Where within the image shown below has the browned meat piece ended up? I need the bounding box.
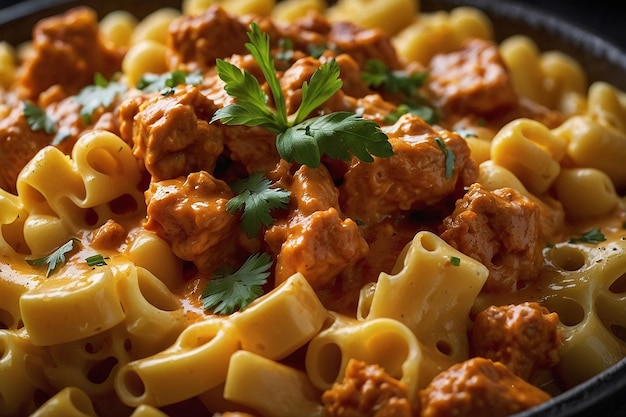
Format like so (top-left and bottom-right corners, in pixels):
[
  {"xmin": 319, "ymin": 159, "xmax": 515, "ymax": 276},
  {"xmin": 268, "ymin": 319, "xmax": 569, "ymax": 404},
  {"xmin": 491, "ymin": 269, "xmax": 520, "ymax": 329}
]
[
  {"xmin": 440, "ymin": 183, "xmax": 543, "ymax": 293},
  {"xmin": 265, "ymin": 165, "xmax": 367, "ymax": 289},
  {"xmin": 470, "ymin": 302, "xmax": 562, "ymax": 381},
  {"xmin": 272, "ymin": 208, "xmax": 367, "ymax": 288},
  {"xmin": 91, "ymin": 219, "xmax": 126, "ymax": 251},
  {"xmin": 144, "ymin": 171, "xmax": 237, "ymax": 270},
  {"xmin": 17, "ymin": 7, "xmax": 124, "ymax": 101},
  {"xmin": 167, "ymin": 6, "xmax": 250, "ymax": 72},
  {"xmin": 339, "ymin": 113, "xmax": 476, "ymax": 224},
  {"xmin": 427, "ymin": 39, "xmax": 517, "ymax": 116},
  {"xmin": 328, "ymin": 21, "xmax": 402, "ymax": 70},
  {"xmin": 0, "ymin": 106, "xmax": 51, "ymax": 193},
  {"xmin": 419, "ymin": 357, "xmax": 551, "ymax": 417},
  {"xmin": 321, "ymin": 359, "xmax": 414, "ymax": 417},
  {"xmin": 132, "ymin": 85, "xmax": 224, "ymax": 181}
]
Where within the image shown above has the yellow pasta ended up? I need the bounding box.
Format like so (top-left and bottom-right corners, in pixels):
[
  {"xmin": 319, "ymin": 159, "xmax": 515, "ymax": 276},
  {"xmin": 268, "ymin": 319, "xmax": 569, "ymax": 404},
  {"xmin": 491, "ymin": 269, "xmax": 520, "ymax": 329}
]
[
  {"xmin": 327, "ymin": 0, "xmax": 416, "ymax": 36},
  {"xmin": 305, "ymin": 314, "xmax": 422, "ymax": 404},
  {"xmin": 1, "ymin": 1, "xmax": 626, "ymax": 416},
  {"xmin": 229, "ymin": 272, "xmax": 329, "ymax": 360},
  {"xmin": 30, "ymin": 387, "xmax": 97, "ymax": 417},
  {"xmin": 359, "ymin": 231, "xmax": 488, "ymax": 381},
  {"xmin": 20, "ymin": 267, "xmax": 126, "ymax": 346},
  {"xmin": 553, "ymin": 168, "xmax": 619, "ymax": 219},
  {"xmin": 490, "ymin": 118, "xmax": 567, "ymax": 195},
  {"xmin": 114, "ymin": 318, "xmax": 239, "ymax": 407},
  {"xmin": 223, "ymin": 350, "xmax": 322, "ymax": 417}
]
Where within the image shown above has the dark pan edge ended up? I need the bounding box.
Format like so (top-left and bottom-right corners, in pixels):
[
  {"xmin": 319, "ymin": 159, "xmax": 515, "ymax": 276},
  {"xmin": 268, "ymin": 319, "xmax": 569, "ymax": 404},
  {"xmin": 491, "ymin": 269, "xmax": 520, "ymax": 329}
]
[{"xmin": 1, "ymin": 1, "xmax": 626, "ymax": 416}]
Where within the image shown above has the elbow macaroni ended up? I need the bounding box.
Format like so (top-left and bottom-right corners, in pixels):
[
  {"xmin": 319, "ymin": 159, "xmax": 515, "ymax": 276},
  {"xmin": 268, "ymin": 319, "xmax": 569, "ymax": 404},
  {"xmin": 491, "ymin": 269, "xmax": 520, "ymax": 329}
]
[{"xmin": 1, "ymin": 1, "xmax": 626, "ymax": 416}]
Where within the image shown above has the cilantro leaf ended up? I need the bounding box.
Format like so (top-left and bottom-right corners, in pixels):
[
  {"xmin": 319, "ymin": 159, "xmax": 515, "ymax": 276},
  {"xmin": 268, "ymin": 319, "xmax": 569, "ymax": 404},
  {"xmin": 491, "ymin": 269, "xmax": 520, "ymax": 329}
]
[
  {"xmin": 435, "ymin": 137, "xmax": 455, "ymax": 179},
  {"xmin": 227, "ymin": 172, "xmax": 291, "ymax": 237},
  {"xmin": 569, "ymin": 228, "xmax": 606, "ymax": 244},
  {"xmin": 202, "ymin": 252, "xmax": 272, "ymax": 314},
  {"xmin": 75, "ymin": 73, "xmax": 127, "ymax": 124},
  {"xmin": 136, "ymin": 70, "xmax": 203, "ymax": 95},
  {"xmin": 212, "ymin": 23, "xmax": 392, "ymax": 167},
  {"xmin": 23, "ymin": 101, "xmax": 57, "ymax": 134},
  {"xmin": 26, "ymin": 238, "xmax": 78, "ymax": 277},
  {"xmin": 278, "ymin": 112, "xmax": 393, "ymax": 167},
  {"xmin": 384, "ymin": 102, "xmax": 440, "ymax": 125}
]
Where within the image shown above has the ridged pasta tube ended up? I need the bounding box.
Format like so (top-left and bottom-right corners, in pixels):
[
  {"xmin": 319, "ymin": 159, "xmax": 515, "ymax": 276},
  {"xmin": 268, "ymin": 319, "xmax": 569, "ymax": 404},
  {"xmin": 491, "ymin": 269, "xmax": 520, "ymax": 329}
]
[
  {"xmin": 229, "ymin": 272, "xmax": 329, "ymax": 360},
  {"xmin": 114, "ymin": 318, "xmax": 239, "ymax": 407}
]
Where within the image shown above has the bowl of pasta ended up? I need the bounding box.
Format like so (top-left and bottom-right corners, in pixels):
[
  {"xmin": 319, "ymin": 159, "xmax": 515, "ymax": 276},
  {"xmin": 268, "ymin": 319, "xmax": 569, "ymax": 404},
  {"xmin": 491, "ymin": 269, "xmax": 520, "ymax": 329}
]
[{"xmin": 1, "ymin": 0, "xmax": 626, "ymax": 417}]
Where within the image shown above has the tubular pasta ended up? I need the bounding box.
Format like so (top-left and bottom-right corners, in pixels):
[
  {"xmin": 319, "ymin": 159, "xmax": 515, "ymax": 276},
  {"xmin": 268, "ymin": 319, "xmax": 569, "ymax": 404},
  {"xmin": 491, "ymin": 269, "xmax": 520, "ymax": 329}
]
[
  {"xmin": 114, "ymin": 318, "xmax": 239, "ymax": 408},
  {"xmin": 19, "ymin": 267, "xmax": 126, "ymax": 346},
  {"xmin": 490, "ymin": 118, "xmax": 567, "ymax": 195},
  {"xmin": 223, "ymin": 350, "xmax": 322, "ymax": 417},
  {"xmin": 358, "ymin": 231, "xmax": 488, "ymax": 382},
  {"xmin": 0, "ymin": 329, "xmax": 51, "ymax": 416},
  {"xmin": 229, "ymin": 272, "xmax": 329, "ymax": 360},
  {"xmin": 29, "ymin": 387, "xmax": 97, "ymax": 417},
  {"xmin": 305, "ymin": 314, "xmax": 422, "ymax": 404}
]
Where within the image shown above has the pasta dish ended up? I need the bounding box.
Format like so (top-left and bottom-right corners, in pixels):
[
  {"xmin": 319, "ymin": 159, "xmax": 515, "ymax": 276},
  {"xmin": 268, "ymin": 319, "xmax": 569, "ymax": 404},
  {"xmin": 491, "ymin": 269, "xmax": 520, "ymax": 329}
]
[{"xmin": 0, "ymin": 0, "xmax": 625, "ymax": 416}]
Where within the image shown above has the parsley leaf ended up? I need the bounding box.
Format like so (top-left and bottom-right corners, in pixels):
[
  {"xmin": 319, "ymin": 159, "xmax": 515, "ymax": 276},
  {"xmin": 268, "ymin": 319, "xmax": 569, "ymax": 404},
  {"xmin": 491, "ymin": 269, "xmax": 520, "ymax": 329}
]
[
  {"xmin": 569, "ymin": 228, "xmax": 606, "ymax": 244},
  {"xmin": 75, "ymin": 73, "xmax": 127, "ymax": 124},
  {"xmin": 227, "ymin": 172, "xmax": 291, "ymax": 237},
  {"xmin": 212, "ymin": 23, "xmax": 392, "ymax": 167},
  {"xmin": 26, "ymin": 238, "xmax": 78, "ymax": 277},
  {"xmin": 361, "ymin": 59, "xmax": 427, "ymax": 96},
  {"xmin": 86, "ymin": 254, "xmax": 109, "ymax": 267},
  {"xmin": 202, "ymin": 252, "xmax": 272, "ymax": 314},
  {"xmin": 23, "ymin": 101, "xmax": 57, "ymax": 134},
  {"xmin": 450, "ymin": 256, "xmax": 461, "ymax": 266},
  {"xmin": 136, "ymin": 70, "xmax": 203, "ymax": 95},
  {"xmin": 435, "ymin": 137, "xmax": 455, "ymax": 179}
]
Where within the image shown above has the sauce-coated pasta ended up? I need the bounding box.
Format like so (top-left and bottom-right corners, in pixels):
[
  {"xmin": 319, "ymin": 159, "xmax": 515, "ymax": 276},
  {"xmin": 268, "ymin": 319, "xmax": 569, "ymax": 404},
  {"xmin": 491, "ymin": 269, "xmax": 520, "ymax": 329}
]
[{"xmin": 1, "ymin": 0, "xmax": 625, "ymax": 416}]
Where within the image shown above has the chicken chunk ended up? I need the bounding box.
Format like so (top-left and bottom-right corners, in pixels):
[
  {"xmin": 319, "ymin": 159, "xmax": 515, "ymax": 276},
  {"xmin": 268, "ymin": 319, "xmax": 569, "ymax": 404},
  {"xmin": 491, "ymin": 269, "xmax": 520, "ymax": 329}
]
[
  {"xmin": 266, "ymin": 165, "xmax": 367, "ymax": 289},
  {"xmin": 440, "ymin": 183, "xmax": 543, "ymax": 293},
  {"xmin": 340, "ymin": 113, "xmax": 476, "ymax": 224},
  {"xmin": 427, "ymin": 38, "xmax": 517, "ymax": 116},
  {"xmin": 419, "ymin": 357, "xmax": 551, "ymax": 417},
  {"xmin": 470, "ymin": 302, "xmax": 562, "ymax": 380},
  {"xmin": 167, "ymin": 5, "xmax": 250, "ymax": 72},
  {"xmin": 132, "ymin": 86, "xmax": 224, "ymax": 181},
  {"xmin": 17, "ymin": 7, "xmax": 124, "ymax": 101},
  {"xmin": 322, "ymin": 359, "xmax": 414, "ymax": 417},
  {"xmin": 144, "ymin": 171, "xmax": 237, "ymax": 270}
]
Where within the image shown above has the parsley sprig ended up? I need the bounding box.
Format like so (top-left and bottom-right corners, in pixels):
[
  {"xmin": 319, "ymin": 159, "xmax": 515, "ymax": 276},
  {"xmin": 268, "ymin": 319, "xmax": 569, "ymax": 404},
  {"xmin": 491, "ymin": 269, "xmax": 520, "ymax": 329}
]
[
  {"xmin": 75, "ymin": 73, "xmax": 127, "ymax": 124},
  {"xmin": 227, "ymin": 173, "xmax": 291, "ymax": 237},
  {"xmin": 211, "ymin": 23, "xmax": 393, "ymax": 167},
  {"xmin": 202, "ymin": 252, "xmax": 272, "ymax": 314},
  {"xmin": 26, "ymin": 238, "xmax": 79, "ymax": 277}
]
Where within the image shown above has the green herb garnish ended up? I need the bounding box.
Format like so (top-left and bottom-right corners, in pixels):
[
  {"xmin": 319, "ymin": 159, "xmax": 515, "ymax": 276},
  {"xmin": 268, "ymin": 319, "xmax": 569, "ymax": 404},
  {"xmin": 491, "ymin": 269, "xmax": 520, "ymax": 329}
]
[
  {"xmin": 569, "ymin": 228, "xmax": 606, "ymax": 244},
  {"xmin": 86, "ymin": 254, "xmax": 109, "ymax": 268},
  {"xmin": 450, "ymin": 256, "xmax": 461, "ymax": 266},
  {"xmin": 23, "ymin": 101, "xmax": 57, "ymax": 134},
  {"xmin": 361, "ymin": 59, "xmax": 427, "ymax": 96},
  {"xmin": 211, "ymin": 23, "xmax": 392, "ymax": 168},
  {"xmin": 137, "ymin": 70, "xmax": 203, "ymax": 95},
  {"xmin": 202, "ymin": 252, "xmax": 272, "ymax": 314},
  {"xmin": 26, "ymin": 238, "xmax": 79, "ymax": 277},
  {"xmin": 75, "ymin": 72, "xmax": 127, "ymax": 124},
  {"xmin": 227, "ymin": 172, "xmax": 291, "ymax": 237},
  {"xmin": 435, "ymin": 137, "xmax": 455, "ymax": 179}
]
